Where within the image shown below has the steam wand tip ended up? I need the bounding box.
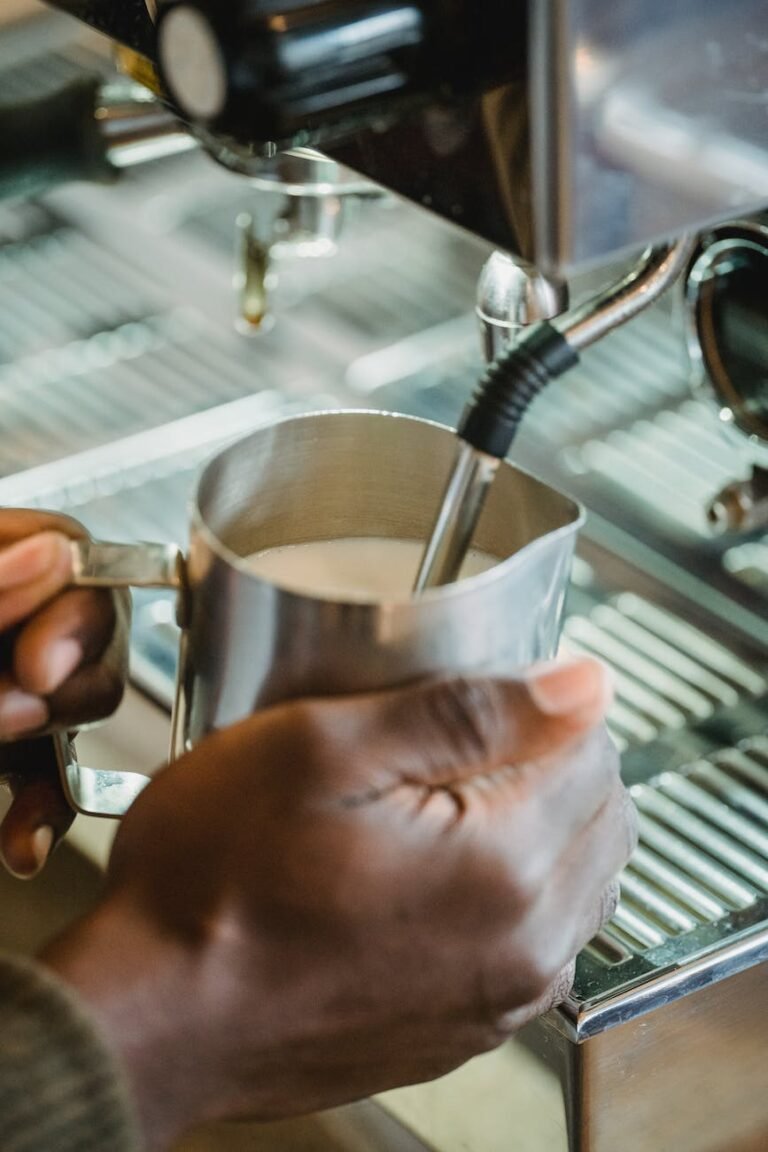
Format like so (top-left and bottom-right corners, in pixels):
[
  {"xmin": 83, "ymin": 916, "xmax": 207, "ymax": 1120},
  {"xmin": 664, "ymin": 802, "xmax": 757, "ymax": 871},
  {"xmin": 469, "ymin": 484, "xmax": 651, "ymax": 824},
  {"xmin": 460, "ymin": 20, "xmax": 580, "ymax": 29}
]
[{"xmin": 413, "ymin": 322, "xmax": 579, "ymax": 593}]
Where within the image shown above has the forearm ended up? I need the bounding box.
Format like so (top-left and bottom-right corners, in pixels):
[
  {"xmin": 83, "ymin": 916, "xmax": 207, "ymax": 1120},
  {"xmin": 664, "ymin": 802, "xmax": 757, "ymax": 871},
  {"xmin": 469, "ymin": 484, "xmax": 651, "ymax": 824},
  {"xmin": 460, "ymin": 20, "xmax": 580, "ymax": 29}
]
[{"xmin": 0, "ymin": 950, "xmax": 139, "ymax": 1152}]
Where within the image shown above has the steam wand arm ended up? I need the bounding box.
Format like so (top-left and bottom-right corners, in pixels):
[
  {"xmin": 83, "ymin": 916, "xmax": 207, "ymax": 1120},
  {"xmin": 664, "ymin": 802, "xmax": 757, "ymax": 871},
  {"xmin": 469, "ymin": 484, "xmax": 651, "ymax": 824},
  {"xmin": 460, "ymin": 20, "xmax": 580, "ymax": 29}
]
[{"xmin": 414, "ymin": 237, "xmax": 697, "ymax": 592}]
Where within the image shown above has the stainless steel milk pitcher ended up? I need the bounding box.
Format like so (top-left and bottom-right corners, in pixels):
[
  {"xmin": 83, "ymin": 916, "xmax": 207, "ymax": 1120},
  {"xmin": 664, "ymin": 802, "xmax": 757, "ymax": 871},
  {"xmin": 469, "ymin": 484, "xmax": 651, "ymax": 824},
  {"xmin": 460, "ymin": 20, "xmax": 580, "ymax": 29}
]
[{"xmin": 56, "ymin": 411, "xmax": 584, "ymax": 817}]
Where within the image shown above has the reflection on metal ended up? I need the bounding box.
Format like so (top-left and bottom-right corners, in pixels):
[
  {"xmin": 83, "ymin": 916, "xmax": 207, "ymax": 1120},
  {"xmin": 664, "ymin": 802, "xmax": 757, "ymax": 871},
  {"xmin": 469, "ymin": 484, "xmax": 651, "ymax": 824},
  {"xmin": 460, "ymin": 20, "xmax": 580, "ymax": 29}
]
[
  {"xmin": 244, "ymin": 148, "xmax": 376, "ymax": 198},
  {"xmin": 234, "ymin": 212, "xmax": 275, "ymax": 333},
  {"xmin": 96, "ymin": 79, "xmax": 196, "ymax": 168},
  {"xmin": 708, "ymin": 466, "xmax": 768, "ymax": 535},
  {"xmin": 476, "ymin": 251, "xmax": 569, "ymax": 360},
  {"xmin": 560, "ymin": 240, "xmax": 696, "ymax": 353},
  {"xmin": 54, "ymin": 731, "xmax": 151, "ymax": 818},
  {"xmin": 70, "ymin": 538, "xmax": 183, "ymax": 589},
  {"xmin": 416, "ymin": 241, "xmax": 693, "ymax": 591},
  {"xmin": 47, "ymin": 0, "xmax": 768, "ymax": 274},
  {"xmin": 685, "ymin": 216, "xmax": 768, "ymax": 444},
  {"xmin": 565, "ymin": 592, "xmax": 765, "ymax": 752},
  {"xmin": 533, "ymin": 0, "xmax": 768, "ymax": 270},
  {"xmin": 412, "ymin": 441, "xmax": 499, "ymax": 592}
]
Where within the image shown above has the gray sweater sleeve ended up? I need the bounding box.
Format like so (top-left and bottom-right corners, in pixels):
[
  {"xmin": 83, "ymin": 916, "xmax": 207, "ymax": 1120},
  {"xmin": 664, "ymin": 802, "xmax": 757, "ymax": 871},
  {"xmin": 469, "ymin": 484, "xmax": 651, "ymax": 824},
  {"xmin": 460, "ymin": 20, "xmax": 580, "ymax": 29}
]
[{"xmin": 0, "ymin": 952, "xmax": 140, "ymax": 1152}]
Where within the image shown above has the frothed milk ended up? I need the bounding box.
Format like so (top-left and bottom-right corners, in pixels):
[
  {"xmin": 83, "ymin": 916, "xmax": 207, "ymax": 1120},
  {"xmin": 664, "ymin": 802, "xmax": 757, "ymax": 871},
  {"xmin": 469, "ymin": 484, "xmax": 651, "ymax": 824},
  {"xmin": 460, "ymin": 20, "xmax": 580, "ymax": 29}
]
[{"xmin": 245, "ymin": 537, "xmax": 499, "ymax": 599}]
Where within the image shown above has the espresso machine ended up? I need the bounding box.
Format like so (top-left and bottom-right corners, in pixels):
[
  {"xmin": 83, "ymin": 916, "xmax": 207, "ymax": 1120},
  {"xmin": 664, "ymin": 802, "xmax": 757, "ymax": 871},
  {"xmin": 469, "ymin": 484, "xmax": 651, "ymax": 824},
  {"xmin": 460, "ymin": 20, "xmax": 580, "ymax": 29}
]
[{"xmin": 1, "ymin": 2, "xmax": 768, "ymax": 1150}]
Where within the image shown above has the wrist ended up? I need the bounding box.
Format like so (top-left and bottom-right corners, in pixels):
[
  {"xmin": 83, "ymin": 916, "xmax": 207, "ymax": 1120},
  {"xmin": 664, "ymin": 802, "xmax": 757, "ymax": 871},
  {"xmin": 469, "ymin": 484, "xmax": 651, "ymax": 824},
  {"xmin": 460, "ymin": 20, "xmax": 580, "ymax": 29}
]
[{"xmin": 40, "ymin": 896, "xmax": 206, "ymax": 1151}]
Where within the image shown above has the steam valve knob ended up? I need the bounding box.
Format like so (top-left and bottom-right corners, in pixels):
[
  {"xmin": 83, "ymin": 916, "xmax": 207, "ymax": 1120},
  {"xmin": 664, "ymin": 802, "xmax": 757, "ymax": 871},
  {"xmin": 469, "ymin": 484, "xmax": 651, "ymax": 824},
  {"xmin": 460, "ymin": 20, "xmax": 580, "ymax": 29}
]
[{"xmin": 155, "ymin": 0, "xmax": 427, "ymax": 143}]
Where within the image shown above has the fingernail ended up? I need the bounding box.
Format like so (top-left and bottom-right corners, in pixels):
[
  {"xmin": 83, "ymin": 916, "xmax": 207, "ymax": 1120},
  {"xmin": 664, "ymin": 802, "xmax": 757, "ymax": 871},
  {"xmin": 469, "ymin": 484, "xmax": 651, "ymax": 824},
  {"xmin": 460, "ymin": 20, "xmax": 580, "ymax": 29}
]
[
  {"xmin": 527, "ymin": 658, "xmax": 613, "ymax": 715},
  {"xmin": 41, "ymin": 638, "xmax": 82, "ymax": 694},
  {"xmin": 0, "ymin": 533, "xmax": 72, "ymax": 590},
  {"xmin": 30, "ymin": 826, "xmax": 55, "ymax": 876},
  {"xmin": 0, "ymin": 690, "xmax": 49, "ymax": 737}
]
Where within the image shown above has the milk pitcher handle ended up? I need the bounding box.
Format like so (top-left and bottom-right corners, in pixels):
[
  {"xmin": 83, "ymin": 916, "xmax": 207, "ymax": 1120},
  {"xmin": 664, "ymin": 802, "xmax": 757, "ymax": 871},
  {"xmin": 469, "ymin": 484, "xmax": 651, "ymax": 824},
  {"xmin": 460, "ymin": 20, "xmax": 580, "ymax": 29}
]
[
  {"xmin": 47, "ymin": 539, "xmax": 188, "ymax": 820},
  {"xmin": 70, "ymin": 539, "xmax": 185, "ymax": 592}
]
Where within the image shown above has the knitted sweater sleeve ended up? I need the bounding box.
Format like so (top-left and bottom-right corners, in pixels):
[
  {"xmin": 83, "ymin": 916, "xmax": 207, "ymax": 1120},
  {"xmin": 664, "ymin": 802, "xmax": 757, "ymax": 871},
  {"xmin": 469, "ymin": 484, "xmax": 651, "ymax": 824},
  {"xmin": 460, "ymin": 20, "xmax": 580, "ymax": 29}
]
[{"xmin": 0, "ymin": 952, "xmax": 140, "ymax": 1152}]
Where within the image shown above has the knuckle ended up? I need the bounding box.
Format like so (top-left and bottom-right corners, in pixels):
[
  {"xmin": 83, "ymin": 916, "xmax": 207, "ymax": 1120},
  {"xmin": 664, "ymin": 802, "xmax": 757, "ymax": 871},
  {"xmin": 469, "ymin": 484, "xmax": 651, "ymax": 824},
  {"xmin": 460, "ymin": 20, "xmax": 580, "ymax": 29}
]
[
  {"xmin": 280, "ymin": 698, "xmax": 335, "ymax": 770},
  {"xmin": 504, "ymin": 851, "xmax": 547, "ymax": 916},
  {"xmin": 422, "ymin": 677, "xmax": 506, "ymax": 766},
  {"xmin": 516, "ymin": 947, "xmax": 561, "ymax": 1005}
]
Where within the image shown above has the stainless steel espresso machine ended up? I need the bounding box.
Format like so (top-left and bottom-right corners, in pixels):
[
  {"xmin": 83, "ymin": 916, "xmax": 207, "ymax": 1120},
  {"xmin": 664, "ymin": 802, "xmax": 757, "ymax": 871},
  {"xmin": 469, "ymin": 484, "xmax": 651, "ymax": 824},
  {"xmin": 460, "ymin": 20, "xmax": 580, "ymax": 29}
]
[{"xmin": 2, "ymin": 2, "xmax": 768, "ymax": 1150}]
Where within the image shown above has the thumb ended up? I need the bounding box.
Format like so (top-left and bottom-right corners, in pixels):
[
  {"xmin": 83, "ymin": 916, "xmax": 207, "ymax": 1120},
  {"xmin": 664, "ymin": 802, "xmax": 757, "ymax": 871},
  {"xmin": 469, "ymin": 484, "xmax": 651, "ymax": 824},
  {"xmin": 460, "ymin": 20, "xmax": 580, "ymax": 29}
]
[{"xmin": 346, "ymin": 657, "xmax": 613, "ymax": 791}]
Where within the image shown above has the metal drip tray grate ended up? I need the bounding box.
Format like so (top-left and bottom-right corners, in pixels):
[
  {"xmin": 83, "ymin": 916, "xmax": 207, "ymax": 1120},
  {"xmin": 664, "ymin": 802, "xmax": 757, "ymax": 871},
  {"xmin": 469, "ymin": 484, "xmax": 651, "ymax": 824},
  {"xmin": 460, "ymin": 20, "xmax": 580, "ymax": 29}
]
[
  {"xmin": 588, "ymin": 735, "xmax": 768, "ymax": 970},
  {"xmin": 0, "ymin": 211, "xmax": 167, "ymax": 364},
  {"xmin": 563, "ymin": 593, "xmax": 766, "ymax": 752}
]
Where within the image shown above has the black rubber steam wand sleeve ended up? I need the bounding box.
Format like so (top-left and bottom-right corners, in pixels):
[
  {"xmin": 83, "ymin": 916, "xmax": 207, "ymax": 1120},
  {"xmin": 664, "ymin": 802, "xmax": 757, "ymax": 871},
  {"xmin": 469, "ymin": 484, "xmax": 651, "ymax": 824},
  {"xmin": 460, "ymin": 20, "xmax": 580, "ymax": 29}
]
[
  {"xmin": 0, "ymin": 75, "xmax": 116, "ymax": 202},
  {"xmin": 458, "ymin": 321, "xmax": 580, "ymax": 459}
]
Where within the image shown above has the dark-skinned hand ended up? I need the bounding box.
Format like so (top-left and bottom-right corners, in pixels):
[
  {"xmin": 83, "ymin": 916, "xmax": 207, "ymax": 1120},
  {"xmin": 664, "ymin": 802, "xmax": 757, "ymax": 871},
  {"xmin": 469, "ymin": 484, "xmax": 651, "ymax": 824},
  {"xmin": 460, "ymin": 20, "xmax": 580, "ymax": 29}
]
[
  {"xmin": 44, "ymin": 660, "xmax": 635, "ymax": 1151},
  {"xmin": 0, "ymin": 511, "xmax": 129, "ymax": 878}
]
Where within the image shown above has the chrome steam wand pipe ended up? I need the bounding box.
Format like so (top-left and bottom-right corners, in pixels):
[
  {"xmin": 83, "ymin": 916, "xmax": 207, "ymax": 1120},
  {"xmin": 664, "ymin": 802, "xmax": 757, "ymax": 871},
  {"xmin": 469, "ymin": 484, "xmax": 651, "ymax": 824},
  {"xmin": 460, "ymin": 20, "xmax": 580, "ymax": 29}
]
[
  {"xmin": 413, "ymin": 443, "xmax": 499, "ymax": 591},
  {"xmin": 414, "ymin": 237, "xmax": 697, "ymax": 593},
  {"xmin": 558, "ymin": 239, "xmax": 697, "ymax": 353}
]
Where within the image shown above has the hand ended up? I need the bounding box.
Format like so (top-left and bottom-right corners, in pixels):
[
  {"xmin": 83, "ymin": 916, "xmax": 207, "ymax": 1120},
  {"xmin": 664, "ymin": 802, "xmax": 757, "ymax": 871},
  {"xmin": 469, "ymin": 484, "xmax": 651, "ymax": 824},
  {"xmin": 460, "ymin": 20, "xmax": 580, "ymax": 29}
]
[
  {"xmin": 0, "ymin": 510, "xmax": 130, "ymax": 878},
  {"xmin": 43, "ymin": 657, "xmax": 635, "ymax": 1151}
]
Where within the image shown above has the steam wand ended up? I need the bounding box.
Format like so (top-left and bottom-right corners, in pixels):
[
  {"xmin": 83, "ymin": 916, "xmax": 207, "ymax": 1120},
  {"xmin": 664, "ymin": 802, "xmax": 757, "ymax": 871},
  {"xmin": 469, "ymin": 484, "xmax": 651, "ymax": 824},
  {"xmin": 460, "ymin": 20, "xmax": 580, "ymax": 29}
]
[{"xmin": 413, "ymin": 237, "xmax": 697, "ymax": 592}]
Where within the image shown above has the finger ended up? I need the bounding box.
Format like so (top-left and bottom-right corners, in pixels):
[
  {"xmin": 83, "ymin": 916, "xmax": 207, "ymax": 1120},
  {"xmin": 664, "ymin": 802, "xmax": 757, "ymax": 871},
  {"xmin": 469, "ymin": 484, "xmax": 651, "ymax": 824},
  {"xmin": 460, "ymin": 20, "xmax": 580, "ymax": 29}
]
[
  {"xmin": 0, "ymin": 738, "xmax": 75, "ymax": 879},
  {"xmin": 468, "ymin": 726, "xmax": 624, "ymax": 880},
  {"xmin": 0, "ymin": 533, "xmax": 75, "ymax": 632},
  {"xmin": 484, "ymin": 876, "xmax": 622, "ymax": 1033},
  {"xmin": 14, "ymin": 587, "xmax": 118, "ymax": 697},
  {"xmin": 492, "ymin": 960, "xmax": 577, "ymax": 1040},
  {"xmin": 477, "ymin": 771, "xmax": 633, "ymax": 1017},
  {"xmin": 0, "ymin": 675, "xmax": 49, "ymax": 740},
  {"xmin": 44, "ymin": 656, "xmax": 127, "ymax": 730},
  {"xmin": 313, "ymin": 657, "xmax": 613, "ymax": 800},
  {"xmin": 519, "ymin": 782, "xmax": 636, "ymax": 983},
  {"xmin": 0, "ymin": 509, "xmax": 88, "ymax": 549}
]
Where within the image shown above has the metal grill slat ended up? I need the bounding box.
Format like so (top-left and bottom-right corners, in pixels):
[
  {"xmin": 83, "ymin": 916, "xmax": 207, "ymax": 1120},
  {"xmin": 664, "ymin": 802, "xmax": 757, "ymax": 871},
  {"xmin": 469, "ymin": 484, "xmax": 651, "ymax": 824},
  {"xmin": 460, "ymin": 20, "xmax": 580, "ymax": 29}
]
[
  {"xmin": 688, "ymin": 761, "xmax": 768, "ymax": 826},
  {"xmin": 633, "ymin": 788, "xmax": 768, "ymax": 890},
  {"xmin": 656, "ymin": 773, "xmax": 768, "ymax": 858},
  {"xmin": 634, "ymin": 813, "xmax": 757, "ymax": 909}
]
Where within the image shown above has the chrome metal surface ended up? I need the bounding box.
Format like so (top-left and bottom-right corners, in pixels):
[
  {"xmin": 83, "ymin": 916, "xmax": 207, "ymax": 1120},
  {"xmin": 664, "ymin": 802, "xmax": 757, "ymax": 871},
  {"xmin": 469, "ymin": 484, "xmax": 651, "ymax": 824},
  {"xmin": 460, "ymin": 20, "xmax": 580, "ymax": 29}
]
[
  {"xmin": 560, "ymin": 240, "xmax": 696, "ymax": 353},
  {"xmin": 532, "ymin": 0, "xmax": 768, "ymax": 271},
  {"xmin": 95, "ymin": 80, "xmax": 196, "ymax": 169},
  {"xmin": 476, "ymin": 252, "xmax": 569, "ymax": 360},
  {"xmin": 184, "ymin": 412, "xmax": 580, "ymax": 739},
  {"xmin": 47, "ymin": 0, "xmax": 768, "ymax": 273},
  {"xmin": 55, "ymin": 731, "xmax": 151, "ymax": 818},
  {"xmin": 685, "ymin": 217, "xmax": 768, "ymax": 445},
  {"xmin": 58, "ymin": 412, "xmax": 580, "ymax": 793},
  {"xmin": 413, "ymin": 442, "xmax": 499, "ymax": 591},
  {"xmin": 243, "ymin": 148, "xmax": 375, "ymax": 198},
  {"xmin": 708, "ymin": 466, "xmax": 768, "ymax": 535},
  {"xmin": 564, "ymin": 955, "xmax": 768, "ymax": 1152},
  {"xmin": 417, "ymin": 241, "xmax": 693, "ymax": 593},
  {"xmin": 71, "ymin": 539, "xmax": 182, "ymax": 589}
]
